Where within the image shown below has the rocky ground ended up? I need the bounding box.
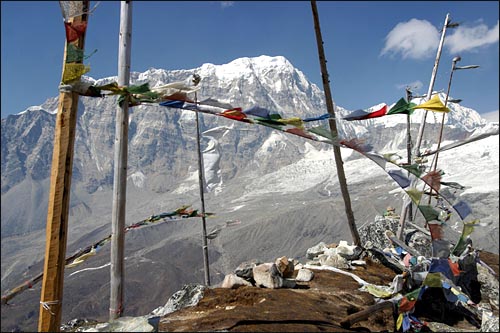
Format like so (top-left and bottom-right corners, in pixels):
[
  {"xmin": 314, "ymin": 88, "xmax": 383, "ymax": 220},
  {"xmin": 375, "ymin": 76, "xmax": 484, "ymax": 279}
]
[{"xmin": 156, "ymin": 251, "xmax": 499, "ymax": 333}]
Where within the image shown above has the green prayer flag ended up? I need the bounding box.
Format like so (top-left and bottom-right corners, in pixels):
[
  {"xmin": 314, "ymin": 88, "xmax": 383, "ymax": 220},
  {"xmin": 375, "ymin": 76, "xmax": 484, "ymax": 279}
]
[
  {"xmin": 308, "ymin": 126, "xmax": 337, "ymax": 141},
  {"xmin": 423, "ymin": 272, "xmax": 443, "ymax": 288},
  {"xmin": 387, "ymin": 98, "xmax": 417, "ymax": 115},
  {"xmin": 418, "ymin": 205, "xmax": 440, "ymax": 222},
  {"xmin": 406, "ymin": 188, "xmax": 423, "ymax": 204}
]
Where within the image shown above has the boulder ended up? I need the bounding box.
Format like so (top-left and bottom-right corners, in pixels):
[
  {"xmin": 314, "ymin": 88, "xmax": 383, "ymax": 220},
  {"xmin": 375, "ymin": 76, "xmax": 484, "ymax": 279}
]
[
  {"xmin": 234, "ymin": 259, "xmax": 261, "ymax": 280},
  {"xmin": 306, "ymin": 242, "xmax": 328, "ymax": 259},
  {"xmin": 295, "ymin": 268, "xmax": 314, "ymax": 282},
  {"xmin": 149, "ymin": 284, "xmax": 206, "ymax": 317},
  {"xmin": 253, "ymin": 263, "xmax": 283, "ymax": 289},
  {"xmin": 221, "ymin": 273, "xmax": 253, "ymax": 289},
  {"xmin": 275, "ymin": 256, "xmax": 294, "ymax": 278}
]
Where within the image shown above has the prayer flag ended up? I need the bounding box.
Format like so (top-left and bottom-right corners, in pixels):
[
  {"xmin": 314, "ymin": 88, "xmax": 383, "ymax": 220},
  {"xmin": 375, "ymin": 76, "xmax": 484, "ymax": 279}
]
[{"xmin": 411, "ymin": 94, "xmax": 450, "ymax": 113}]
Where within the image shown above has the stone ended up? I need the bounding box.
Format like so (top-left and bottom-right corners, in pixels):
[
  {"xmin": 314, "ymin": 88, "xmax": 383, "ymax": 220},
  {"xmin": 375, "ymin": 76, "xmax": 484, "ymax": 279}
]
[
  {"xmin": 221, "ymin": 273, "xmax": 253, "ymax": 289},
  {"xmin": 295, "ymin": 268, "xmax": 314, "ymax": 282},
  {"xmin": 282, "ymin": 278, "xmax": 297, "ymax": 289},
  {"xmin": 234, "ymin": 259, "xmax": 261, "ymax": 280},
  {"xmin": 319, "ymin": 253, "xmax": 349, "ymax": 269},
  {"xmin": 306, "ymin": 242, "xmax": 328, "ymax": 260},
  {"xmin": 148, "ymin": 284, "xmax": 206, "ymax": 317},
  {"xmin": 253, "ymin": 263, "xmax": 283, "ymax": 289},
  {"xmin": 275, "ymin": 256, "xmax": 294, "ymax": 278},
  {"xmin": 81, "ymin": 317, "xmax": 154, "ymax": 332}
]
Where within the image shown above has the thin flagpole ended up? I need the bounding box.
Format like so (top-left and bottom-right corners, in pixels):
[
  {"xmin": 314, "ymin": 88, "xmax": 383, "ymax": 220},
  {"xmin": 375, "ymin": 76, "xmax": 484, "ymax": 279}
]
[
  {"xmin": 310, "ymin": 0, "xmax": 360, "ymax": 246},
  {"xmin": 193, "ymin": 74, "xmax": 211, "ymax": 286}
]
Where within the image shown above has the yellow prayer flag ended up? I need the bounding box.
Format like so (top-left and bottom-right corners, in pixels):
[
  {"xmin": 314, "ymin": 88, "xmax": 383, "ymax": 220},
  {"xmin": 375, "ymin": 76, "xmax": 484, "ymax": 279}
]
[
  {"xmin": 62, "ymin": 63, "xmax": 90, "ymax": 84},
  {"xmin": 411, "ymin": 94, "xmax": 450, "ymax": 113},
  {"xmin": 277, "ymin": 117, "xmax": 304, "ymax": 129}
]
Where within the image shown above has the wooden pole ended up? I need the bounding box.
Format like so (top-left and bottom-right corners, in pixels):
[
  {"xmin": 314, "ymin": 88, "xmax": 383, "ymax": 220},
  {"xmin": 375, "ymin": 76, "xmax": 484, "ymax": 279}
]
[
  {"xmin": 38, "ymin": 1, "xmax": 89, "ymax": 331},
  {"xmin": 110, "ymin": 0, "xmax": 132, "ymax": 321},
  {"xmin": 414, "ymin": 13, "xmax": 451, "ymax": 157},
  {"xmin": 310, "ymin": 0, "xmax": 360, "ymax": 246}
]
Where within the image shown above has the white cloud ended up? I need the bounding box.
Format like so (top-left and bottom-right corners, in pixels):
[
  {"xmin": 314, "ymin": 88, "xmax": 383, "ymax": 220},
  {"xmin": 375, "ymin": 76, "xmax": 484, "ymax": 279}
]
[
  {"xmin": 380, "ymin": 19, "xmax": 440, "ymax": 60},
  {"xmin": 481, "ymin": 110, "xmax": 499, "ymax": 123},
  {"xmin": 446, "ymin": 20, "xmax": 499, "ymax": 53},
  {"xmin": 220, "ymin": 1, "xmax": 234, "ymax": 9}
]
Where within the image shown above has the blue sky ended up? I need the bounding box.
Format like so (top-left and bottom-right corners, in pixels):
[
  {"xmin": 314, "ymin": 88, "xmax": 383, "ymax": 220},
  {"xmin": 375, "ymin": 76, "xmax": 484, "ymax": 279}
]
[{"xmin": 1, "ymin": 1, "xmax": 499, "ymax": 120}]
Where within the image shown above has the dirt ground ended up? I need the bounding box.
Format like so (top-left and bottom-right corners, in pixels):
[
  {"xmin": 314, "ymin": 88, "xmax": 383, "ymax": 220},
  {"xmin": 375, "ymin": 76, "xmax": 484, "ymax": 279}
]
[{"xmin": 158, "ymin": 251, "xmax": 499, "ymax": 332}]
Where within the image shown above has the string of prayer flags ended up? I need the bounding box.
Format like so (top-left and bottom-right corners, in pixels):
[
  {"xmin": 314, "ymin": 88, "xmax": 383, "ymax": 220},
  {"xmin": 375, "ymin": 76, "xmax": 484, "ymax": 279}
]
[{"xmin": 0, "ymin": 205, "xmax": 212, "ymax": 303}]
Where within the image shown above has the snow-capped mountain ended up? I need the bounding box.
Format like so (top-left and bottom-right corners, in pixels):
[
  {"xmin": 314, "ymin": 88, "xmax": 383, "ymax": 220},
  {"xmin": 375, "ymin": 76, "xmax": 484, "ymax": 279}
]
[{"xmin": 1, "ymin": 55, "xmax": 498, "ymax": 331}]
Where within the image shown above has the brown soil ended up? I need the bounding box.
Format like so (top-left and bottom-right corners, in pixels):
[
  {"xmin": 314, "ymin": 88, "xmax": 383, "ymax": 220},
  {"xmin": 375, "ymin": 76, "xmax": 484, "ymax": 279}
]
[
  {"xmin": 158, "ymin": 251, "xmax": 499, "ymax": 332},
  {"xmin": 158, "ymin": 259, "xmax": 394, "ymax": 332}
]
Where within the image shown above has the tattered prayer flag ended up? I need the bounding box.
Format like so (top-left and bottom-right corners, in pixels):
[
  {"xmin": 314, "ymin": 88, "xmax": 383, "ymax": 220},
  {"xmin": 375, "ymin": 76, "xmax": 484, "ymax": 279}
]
[
  {"xmin": 411, "ymin": 94, "xmax": 450, "ymax": 113},
  {"xmin": 150, "ymin": 82, "xmax": 200, "ymax": 95},
  {"xmin": 340, "ymin": 138, "xmax": 373, "ymax": 153},
  {"xmin": 243, "ymin": 105, "xmax": 270, "ymax": 118},
  {"xmin": 388, "ymin": 169, "xmax": 411, "ymax": 188},
  {"xmin": 64, "ymin": 21, "xmax": 88, "ymax": 43},
  {"xmin": 285, "ymin": 127, "xmax": 315, "ymax": 140},
  {"xmin": 159, "ymin": 100, "xmax": 185, "ymax": 108},
  {"xmin": 95, "ymin": 82, "xmax": 123, "ymax": 94},
  {"xmin": 453, "ymin": 201, "xmax": 472, "ymax": 219},
  {"xmin": 418, "ymin": 205, "xmax": 440, "ymax": 222},
  {"xmin": 405, "ymin": 188, "xmax": 423, "ymax": 204},
  {"xmin": 66, "ymin": 247, "xmax": 97, "ymax": 268},
  {"xmin": 308, "ymin": 126, "xmax": 336, "ymax": 142},
  {"xmin": 423, "ymin": 272, "xmax": 443, "ymax": 288},
  {"xmin": 452, "ymin": 219, "xmax": 480, "ymax": 256},
  {"xmin": 398, "ymin": 297, "xmax": 417, "ymax": 312},
  {"xmin": 422, "ymin": 170, "xmax": 442, "ymax": 192},
  {"xmin": 397, "ymin": 313, "xmax": 403, "ymax": 330},
  {"xmin": 387, "ymin": 98, "xmax": 416, "ymax": 115},
  {"xmin": 200, "ymin": 98, "xmax": 234, "ymax": 109},
  {"xmin": 343, "ymin": 105, "xmax": 387, "ymax": 121},
  {"xmin": 441, "ymin": 181, "xmax": 466, "ymax": 190},
  {"xmin": 303, "ymin": 113, "xmax": 331, "ymax": 122},
  {"xmin": 428, "ymin": 223, "xmax": 444, "ymax": 240},
  {"xmin": 365, "ymin": 152, "xmax": 387, "ymax": 169},
  {"xmin": 221, "ymin": 108, "xmax": 247, "ymax": 121},
  {"xmin": 62, "ymin": 63, "xmax": 90, "ymax": 83},
  {"xmin": 400, "ymin": 164, "xmax": 423, "ymax": 177},
  {"xmin": 66, "ymin": 43, "xmax": 84, "ymax": 63},
  {"xmin": 127, "ymin": 83, "xmax": 152, "ymax": 94},
  {"xmin": 254, "ymin": 114, "xmax": 285, "ymax": 130},
  {"xmin": 277, "ymin": 117, "xmax": 304, "ymax": 129}
]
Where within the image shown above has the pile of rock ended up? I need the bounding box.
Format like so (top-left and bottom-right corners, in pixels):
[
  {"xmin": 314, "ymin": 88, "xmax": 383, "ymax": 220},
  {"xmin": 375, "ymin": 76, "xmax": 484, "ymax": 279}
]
[
  {"xmin": 220, "ymin": 256, "xmax": 314, "ymax": 289},
  {"xmin": 219, "ymin": 240, "xmax": 369, "ymax": 290}
]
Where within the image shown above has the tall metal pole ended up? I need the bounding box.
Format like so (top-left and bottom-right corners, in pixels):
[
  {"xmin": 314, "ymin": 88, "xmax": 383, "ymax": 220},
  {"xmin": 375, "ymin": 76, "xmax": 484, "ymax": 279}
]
[
  {"xmin": 193, "ymin": 75, "xmax": 211, "ymax": 286},
  {"xmin": 38, "ymin": 2, "xmax": 89, "ymax": 331},
  {"xmin": 414, "ymin": 13, "xmax": 451, "ymax": 157},
  {"xmin": 110, "ymin": 0, "xmax": 132, "ymax": 321},
  {"xmin": 428, "ymin": 58, "xmax": 479, "ymax": 200},
  {"xmin": 310, "ymin": 0, "xmax": 360, "ymax": 246}
]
